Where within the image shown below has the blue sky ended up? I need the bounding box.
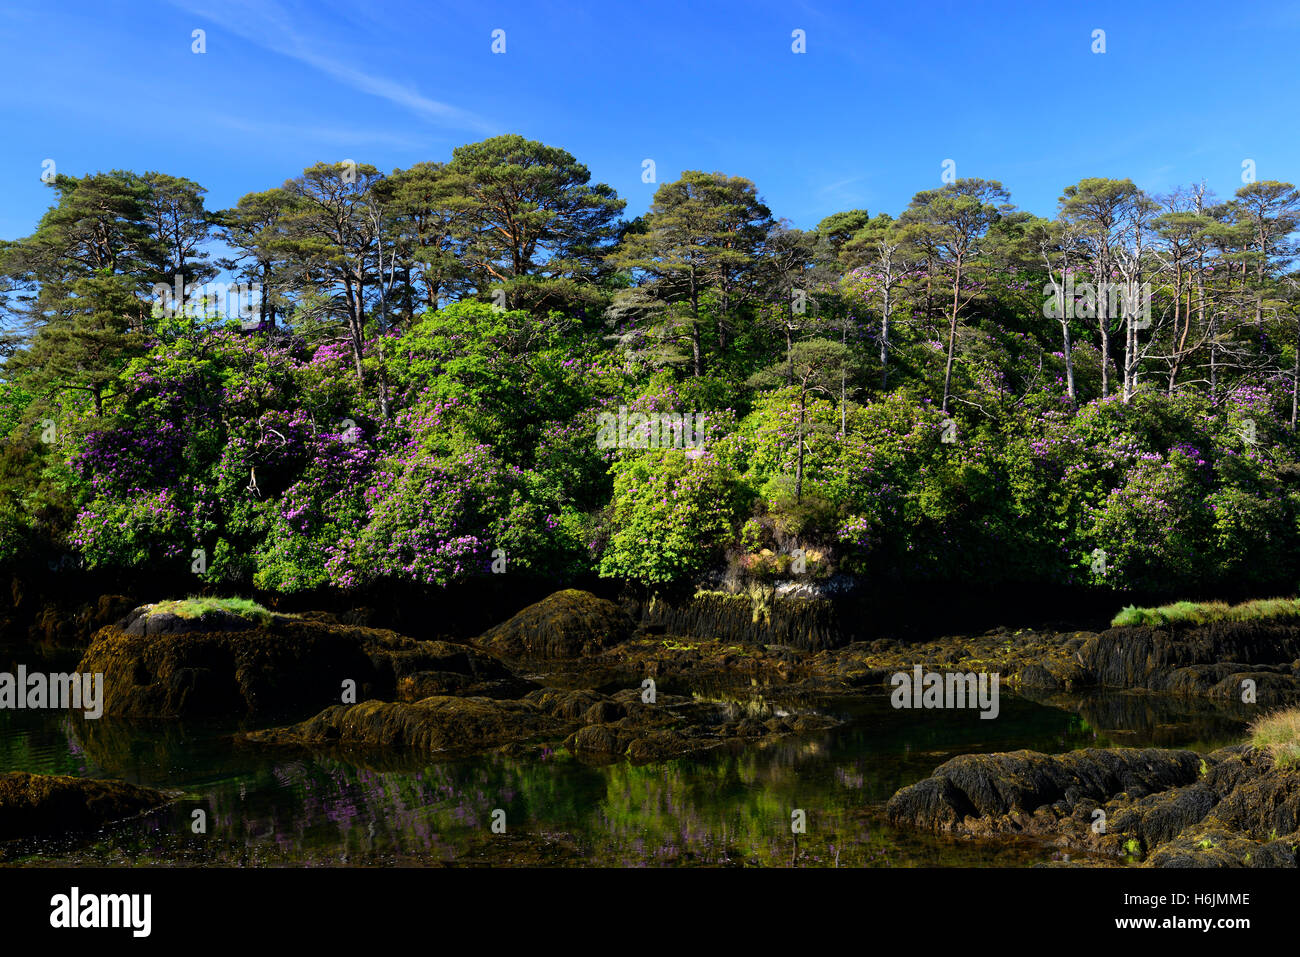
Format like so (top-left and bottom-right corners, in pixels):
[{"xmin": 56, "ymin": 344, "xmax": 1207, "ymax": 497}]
[{"xmin": 3, "ymin": 0, "xmax": 1298, "ymax": 241}]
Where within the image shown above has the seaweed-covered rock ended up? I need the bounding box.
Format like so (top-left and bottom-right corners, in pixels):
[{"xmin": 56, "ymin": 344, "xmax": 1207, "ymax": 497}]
[
  {"xmin": 1079, "ymin": 621, "xmax": 1300, "ymax": 703},
  {"xmin": 1142, "ymin": 827, "xmax": 1298, "ymax": 867},
  {"xmin": 628, "ymin": 729, "xmax": 717, "ymax": 762},
  {"xmin": 239, "ymin": 696, "xmax": 565, "ymax": 753},
  {"xmin": 391, "ymin": 640, "xmax": 535, "ymax": 700},
  {"xmin": 396, "ymin": 670, "xmax": 537, "ymax": 701},
  {"xmin": 803, "ymin": 629, "xmax": 1097, "ymax": 697},
  {"xmin": 566, "ymin": 723, "xmax": 637, "ymax": 757},
  {"xmin": 0, "ymin": 771, "xmax": 169, "ymax": 840},
  {"xmin": 477, "ymin": 590, "xmax": 634, "ymax": 659},
  {"xmin": 886, "ymin": 741, "xmax": 1300, "ymax": 867},
  {"xmin": 886, "ymin": 748, "xmax": 1206, "ymax": 831},
  {"xmin": 1198, "ymin": 752, "xmax": 1300, "ymax": 840},
  {"xmin": 525, "ymin": 688, "xmax": 610, "ymax": 719},
  {"xmin": 78, "ymin": 617, "xmax": 521, "ymax": 718},
  {"xmin": 642, "ymin": 591, "xmax": 847, "ymax": 652}
]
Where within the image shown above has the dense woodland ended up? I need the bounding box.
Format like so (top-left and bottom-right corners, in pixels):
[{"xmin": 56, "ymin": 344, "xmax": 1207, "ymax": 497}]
[{"xmin": 2, "ymin": 135, "xmax": 1300, "ymax": 600}]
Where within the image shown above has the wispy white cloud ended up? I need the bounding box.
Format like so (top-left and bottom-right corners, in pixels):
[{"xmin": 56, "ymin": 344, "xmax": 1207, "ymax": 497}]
[
  {"xmin": 818, "ymin": 175, "xmax": 863, "ymax": 196},
  {"xmin": 211, "ymin": 113, "xmax": 434, "ymax": 150},
  {"xmin": 170, "ymin": 0, "xmax": 496, "ymax": 134}
]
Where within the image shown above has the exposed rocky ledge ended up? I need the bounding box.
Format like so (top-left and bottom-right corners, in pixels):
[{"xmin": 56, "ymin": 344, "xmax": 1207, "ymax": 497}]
[
  {"xmin": 885, "ymin": 745, "xmax": 1300, "ymax": 867},
  {"xmin": 1078, "ymin": 621, "xmax": 1300, "ymax": 705},
  {"xmin": 238, "ymin": 685, "xmax": 838, "ymax": 764},
  {"xmin": 77, "ymin": 612, "xmax": 524, "ymax": 718},
  {"xmin": 639, "ymin": 590, "xmax": 848, "ymax": 653},
  {"xmin": 476, "ymin": 589, "xmax": 635, "ymax": 659}
]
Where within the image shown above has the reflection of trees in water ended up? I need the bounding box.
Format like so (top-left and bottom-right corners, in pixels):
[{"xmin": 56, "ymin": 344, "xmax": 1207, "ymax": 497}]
[
  {"xmin": 0, "ymin": 710, "xmax": 91, "ymax": 778},
  {"xmin": 13, "ymin": 689, "xmax": 1251, "ymax": 866},
  {"xmin": 1018, "ymin": 689, "xmax": 1249, "ymax": 750},
  {"xmin": 181, "ymin": 754, "xmax": 614, "ymax": 864},
  {"xmin": 68, "ymin": 714, "xmax": 254, "ymax": 785}
]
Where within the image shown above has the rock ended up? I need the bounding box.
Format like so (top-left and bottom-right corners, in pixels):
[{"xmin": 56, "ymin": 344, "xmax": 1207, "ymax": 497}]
[
  {"xmin": 1079, "ymin": 621, "xmax": 1300, "ymax": 703},
  {"xmin": 1106, "ymin": 782, "xmax": 1218, "ymax": 851},
  {"xmin": 886, "ymin": 741, "xmax": 1300, "ymax": 866},
  {"xmin": 120, "ymin": 606, "xmax": 258, "ymax": 635},
  {"xmin": 526, "ymin": 688, "xmax": 609, "ymax": 719},
  {"xmin": 1198, "ymin": 752, "xmax": 1300, "ymax": 840},
  {"xmin": 641, "ymin": 591, "xmax": 847, "ymax": 652},
  {"xmin": 477, "ymin": 590, "xmax": 634, "ymax": 659},
  {"xmin": 1018, "ymin": 658, "xmax": 1088, "ymax": 691},
  {"xmin": 886, "ymin": 748, "xmax": 1205, "ymax": 832},
  {"xmin": 78, "ymin": 616, "xmax": 520, "ymax": 718},
  {"xmin": 389, "ymin": 639, "xmax": 534, "ymax": 700},
  {"xmin": 1143, "ymin": 827, "xmax": 1298, "ymax": 867},
  {"xmin": 887, "ymin": 776, "xmax": 974, "ymax": 832},
  {"xmin": 583, "ymin": 700, "xmax": 626, "ymax": 724},
  {"xmin": 397, "ymin": 671, "xmax": 537, "ymax": 700},
  {"xmin": 0, "ymin": 771, "xmax": 169, "ymax": 840},
  {"xmin": 565, "ymin": 724, "xmax": 637, "ymax": 757},
  {"xmin": 240, "ymin": 696, "xmax": 566, "ymax": 754},
  {"xmin": 626, "ymin": 730, "xmax": 704, "ymax": 763},
  {"xmin": 792, "ymin": 714, "xmax": 836, "ymax": 733}
]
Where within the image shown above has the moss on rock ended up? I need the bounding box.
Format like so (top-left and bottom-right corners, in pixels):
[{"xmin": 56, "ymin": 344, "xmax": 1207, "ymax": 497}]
[
  {"xmin": 239, "ymin": 696, "xmax": 566, "ymax": 754},
  {"xmin": 78, "ymin": 616, "xmax": 522, "ymax": 718},
  {"xmin": 0, "ymin": 771, "xmax": 169, "ymax": 840},
  {"xmin": 477, "ymin": 589, "xmax": 634, "ymax": 659}
]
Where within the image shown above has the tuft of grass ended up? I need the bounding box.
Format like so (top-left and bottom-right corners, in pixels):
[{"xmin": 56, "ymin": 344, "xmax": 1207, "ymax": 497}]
[
  {"xmin": 1111, "ymin": 597, "xmax": 1300, "ymax": 629},
  {"xmin": 149, "ymin": 596, "xmax": 277, "ymax": 624},
  {"xmin": 1249, "ymin": 706, "xmax": 1300, "ymax": 769}
]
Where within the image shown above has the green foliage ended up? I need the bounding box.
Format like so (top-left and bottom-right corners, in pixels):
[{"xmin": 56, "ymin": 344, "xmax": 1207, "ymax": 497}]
[
  {"xmin": 599, "ymin": 451, "xmax": 737, "ymax": 587},
  {"xmin": 4, "ymin": 143, "xmax": 1300, "ymax": 607},
  {"xmin": 149, "ymin": 596, "xmax": 276, "ymax": 623},
  {"xmin": 1112, "ymin": 597, "xmax": 1300, "ymax": 628}
]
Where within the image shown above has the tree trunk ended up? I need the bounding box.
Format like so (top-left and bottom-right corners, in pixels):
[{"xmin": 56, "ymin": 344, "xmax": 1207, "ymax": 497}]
[
  {"xmin": 689, "ymin": 266, "xmax": 703, "ymax": 377},
  {"xmin": 1061, "ymin": 315, "xmax": 1076, "ymax": 405},
  {"xmin": 941, "ymin": 259, "xmax": 962, "ymax": 413},
  {"xmin": 881, "ymin": 281, "xmax": 891, "ymax": 391},
  {"xmin": 1098, "ymin": 261, "xmax": 1111, "ymax": 398},
  {"xmin": 1167, "ymin": 262, "xmax": 1183, "ymax": 394}
]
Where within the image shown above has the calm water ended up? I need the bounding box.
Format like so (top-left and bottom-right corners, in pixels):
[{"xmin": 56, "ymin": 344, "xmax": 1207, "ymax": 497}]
[{"xmin": 0, "ymin": 646, "xmax": 1253, "ymax": 867}]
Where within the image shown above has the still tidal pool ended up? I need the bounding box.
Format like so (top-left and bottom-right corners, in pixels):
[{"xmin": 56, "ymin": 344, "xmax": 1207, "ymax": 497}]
[{"xmin": 0, "ymin": 663, "xmax": 1251, "ymax": 867}]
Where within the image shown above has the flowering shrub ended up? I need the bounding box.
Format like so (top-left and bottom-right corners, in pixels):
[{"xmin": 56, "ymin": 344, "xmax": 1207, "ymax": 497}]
[{"xmin": 599, "ymin": 451, "xmax": 737, "ymax": 587}]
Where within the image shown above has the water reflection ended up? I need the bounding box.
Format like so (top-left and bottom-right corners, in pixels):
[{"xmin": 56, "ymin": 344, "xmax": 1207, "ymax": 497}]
[{"xmin": 0, "ymin": 688, "xmax": 1250, "ymax": 867}]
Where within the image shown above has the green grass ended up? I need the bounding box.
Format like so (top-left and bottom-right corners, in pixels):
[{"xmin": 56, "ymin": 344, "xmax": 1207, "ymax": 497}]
[
  {"xmin": 1111, "ymin": 597, "xmax": 1300, "ymax": 629},
  {"xmin": 149, "ymin": 596, "xmax": 277, "ymax": 623},
  {"xmin": 1250, "ymin": 707, "xmax": 1300, "ymax": 769}
]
